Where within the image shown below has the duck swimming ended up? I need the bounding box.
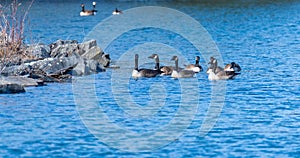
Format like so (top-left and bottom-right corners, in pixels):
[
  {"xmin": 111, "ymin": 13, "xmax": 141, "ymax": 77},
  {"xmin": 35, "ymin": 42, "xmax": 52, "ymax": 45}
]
[
  {"xmin": 171, "ymin": 56, "xmax": 195, "ymax": 78},
  {"xmin": 80, "ymin": 2, "xmax": 97, "ymax": 16},
  {"xmin": 185, "ymin": 56, "xmax": 203, "ymax": 73},
  {"xmin": 131, "ymin": 54, "xmax": 161, "ymax": 79}
]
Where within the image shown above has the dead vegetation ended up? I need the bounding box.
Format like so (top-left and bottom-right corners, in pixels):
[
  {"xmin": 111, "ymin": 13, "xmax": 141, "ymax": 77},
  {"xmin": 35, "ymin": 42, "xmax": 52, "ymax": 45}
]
[{"xmin": 0, "ymin": 0, "xmax": 34, "ymax": 73}]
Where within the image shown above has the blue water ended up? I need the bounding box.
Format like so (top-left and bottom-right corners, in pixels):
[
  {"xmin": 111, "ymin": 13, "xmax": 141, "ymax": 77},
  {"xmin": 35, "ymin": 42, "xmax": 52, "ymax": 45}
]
[{"xmin": 1, "ymin": 0, "xmax": 300, "ymax": 157}]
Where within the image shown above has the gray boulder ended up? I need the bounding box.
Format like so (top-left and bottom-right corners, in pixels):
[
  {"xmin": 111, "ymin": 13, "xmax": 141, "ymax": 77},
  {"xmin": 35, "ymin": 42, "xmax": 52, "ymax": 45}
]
[
  {"xmin": 1, "ymin": 39, "xmax": 110, "ymax": 83},
  {"xmin": 1, "ymin": 64, "xmax": 31, "ymax": 76},
  {"xmin": 49, "ymin": 39, "xmax": 78, "ymax": 50},
  {"xmin": 28, "ymin": 56, "xmax": 78, "ymax": 75},
  {"xmin": 3, "ymin": 76, "xmax": 44, "ymax": 87},
  {"xmin": 99, "ymin": 53, "xmax": 111, "ymax": 67},
  {"xmin": 81, "ymin": 46, "xmax": 102, "ymax": 60},
  {"xmin": 24, "ymin": 44, "xmax": 50, "ymax": 59},
  {"xmin": 78, "ymin": 40, "xmax": 98, "ymax": 55},
  {"xmin": 0, "ymin": 83, "xmax": 25, "ymax": 94},
  {"xmin": 0, "ymin": 76, "xmax": 46, "ymax": 93},
  {"xmin": 81, "ymin": 46, "xmax": 110, "ymax": 67},
  {"xmin": 49, "ymin": 40, "xmax": 79, "ymax": 58},
  {"xmin": 72, "ymin": 58, "xmax": 105, "ymax": 76},
  {"xmin": 48, "ymin": 39, "xmax": 110, "ymax": 67}
]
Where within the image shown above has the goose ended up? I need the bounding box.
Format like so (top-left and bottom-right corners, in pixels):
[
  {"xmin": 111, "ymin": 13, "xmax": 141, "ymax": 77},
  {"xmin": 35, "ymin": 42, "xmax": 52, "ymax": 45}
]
[
  {"xmin": 207, "ymin": 57, "xmax": 241, "ymax": 74},
  {"xmin": 160, "ymin": 66, "xmax": 173, "ymax": 76},
  {"xmin": 207, "ymin": 56, "xmax": 223, "ymax": 74},
  {"xmin": 184, "ymin": 56, "xmax": 203, "ymax": 73},
  {"xmin": 224, "ymin": 62, "xmax": 241, "ymax": 72},
  {"xmin": 148, "ymin": 54, "xmax": 161, "ymax": 71},
  {"xmin": 160, "ymin": 65, "xmax": 184, "ymax": 76},
  {"xmin": 80, "ymin": 2, "xmax": 97, "ymax": 16},
  {"xmin": 131, "ymin": 54, "xmax": 161, "ymax": 78},
  {"xmin": 207, "ymin": 58, "xmax": 238, "ymax": 80},
  {"xmin": 148, "ymin": 54, "xmax": 173, "ymax": 76},
  {"xmin": 171, "ymin": 56, "xmax": 195, "ymax": 78},
  {"xmin": 112, "ymin": 8, "xmax": 122, "ymax": 15},
  {"xmin": 148, "ymin": 54, "xmax": 183, "ymax": 76}
]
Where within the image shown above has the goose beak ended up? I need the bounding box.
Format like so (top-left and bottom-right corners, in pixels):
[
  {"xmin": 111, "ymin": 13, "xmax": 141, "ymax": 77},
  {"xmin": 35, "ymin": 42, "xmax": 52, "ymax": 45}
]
[
  {"xmin": 148, "ymin": 54, "xmax": 158, "ymax": 59},
  {"xmin": 171, "ymin": 56, "xmax": 177, "ymax": 61}
]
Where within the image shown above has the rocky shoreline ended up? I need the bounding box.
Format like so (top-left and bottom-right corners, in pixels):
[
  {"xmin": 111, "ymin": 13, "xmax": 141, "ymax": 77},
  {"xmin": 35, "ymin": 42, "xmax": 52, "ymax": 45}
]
[{"xmin": 0, "ymin": 39, "xmax": 111, "ymax": 94}]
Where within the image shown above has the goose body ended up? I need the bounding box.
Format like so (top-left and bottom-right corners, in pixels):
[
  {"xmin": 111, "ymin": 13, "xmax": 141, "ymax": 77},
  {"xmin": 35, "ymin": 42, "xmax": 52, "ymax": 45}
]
[
  {"xmin": 148, "ymin": 54, "xmax": 183, "ymax": 76},
  {"xmin": 112, "ymin": 8, "xmax": 122, "ymax": 15},
  {"xmin": 207, "ymin": 58, "xmax": 238, "ymax": 80},
  {"xmin": 224, "ymin": 62, "xmax": 241, "ymax": 72},
  {"xmin": 80, "ymin": 2, "xmax": 97, "ymax": 16},
  {"xmin": 131, "ymin": 54, "xmax": 160, "ymax": 79},
  {"xmin": 160, "ymin": 66, "xmax": 174, "ymax": 75},
  {"xmin": 185, "ymin": 56, "xmax": 203, "ymax": 73},
  {"xmin": 207, "ymin": 56, "xmax": 222, "ymax": 74},
  {"xmin": 171, "ymin": 56, "xmax": 195, "ymax": 78}
]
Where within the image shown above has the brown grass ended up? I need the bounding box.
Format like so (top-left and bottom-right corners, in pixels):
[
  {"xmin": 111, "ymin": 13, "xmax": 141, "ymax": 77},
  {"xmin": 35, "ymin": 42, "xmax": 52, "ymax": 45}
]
[{"xmin": 0, "ymin": 0, "xmax": 34, "ymax": 73}]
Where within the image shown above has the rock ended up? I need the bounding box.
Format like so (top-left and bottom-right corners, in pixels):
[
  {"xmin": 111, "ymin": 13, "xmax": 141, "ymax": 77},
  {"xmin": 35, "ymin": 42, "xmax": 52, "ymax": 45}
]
[
  {"xmin": 49, "ymin": 39, "xmax": 78, "ymax": 50},
  {"xmin": 0, "ymin": 64, "xmax": 30, "ymax": 76},
  {"xmin": 0, "ymin": 75, "xmax": 48, "ymax": 94},
  {"xmin": 81, "ymin": 46, "xmax": 102, "ymax": 60},
  {"xmin": 71, "ymin": 58, "xmax": 105, "ymax": 76},
  {"xmin": 86, "ymin": 59, "xmax": 105, "ymax": 73},
  {"xmin": 5, "ymin": 76, "xmax": 44, "ymax": 87},
  {"xmin": 1, "ymin": 76, "xmax": 44, "ymax": 87},
  {"xmin": 0, "ymin": 83, "xmax": 25, "ymax": 94},
  {"xmin": 79, "ymin": 40, "xmax": 110, "ymax": 67},
  {"xmin": 81, "ymin": 47, "xmax": 110, "ymax": 67},
  {"xmin": 24, "ymin": 44, "xmax": 50, "ymax": 59},
  {"xmin": 99, "ymin": 53, "xmax": 111, "ymax": 67},
  {"xmin": 24, "ymin": 55, "xmax": 78, "ymax": 75},
  {"xmin": 107, "ymin": 65, "xmax": 120, "ymax": 69},
  {"xmin": 1, "ymin": 39, "xmax": 109, "ymax": 83},
  {"xmin": 49, "ymin": 40, "xmax": 79, "ymax": 58},
  {"xmin": 71, "ymin": 58, "xmax": 88, "ymax": 76},
  {"xmin": 78, "ymin": 40, "xmax": 98, "ymax": 55}
]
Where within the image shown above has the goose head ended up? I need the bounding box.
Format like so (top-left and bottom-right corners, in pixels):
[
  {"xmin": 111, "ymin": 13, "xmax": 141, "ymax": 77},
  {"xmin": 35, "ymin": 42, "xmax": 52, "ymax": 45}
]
[
  {"xmin": 148, "ymin": 54, "xmax": 160, "ymax": 70},
  {"xmin": 148, "ymin": 54, "xmax": 159, "ymax": 59},
  {"xmin": 208, "ymin": 56, "xmax": 215, "ymax": 64},
  {"xmin": 92, "ymin": 2, "xmax": 97, "ymax": 11},
  {"xmin": 171, "ymin": 55, "xmax": 178, "ymax": 61},
  {"xmin": 231, "ymin": 62, "xmax": 241, "ymax": 71},
  {"xmin": 230, "ymin": 62, "xmax": 236, "ymax": 68},
  {"xmin": 171, "ymin": 56, "xmax": 179, "ymax": 71},
  {"xmin": 195, "ymin": 56, "xmax": 200, "ymax": 62},
  {"xmin": 210, "ymin": 58, "xmax": 218, "ymax": 73},
  {"xmin": 195, "ymin": 56, "xmax": 201, "ymax": 69},
  {"xmin": 81, "ymin": 4, "xmax": 85, "ymax": 11}
]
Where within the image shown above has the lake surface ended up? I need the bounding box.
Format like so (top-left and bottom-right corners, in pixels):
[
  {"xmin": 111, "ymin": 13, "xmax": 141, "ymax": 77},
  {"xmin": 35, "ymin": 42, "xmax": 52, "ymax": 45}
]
[{"xmin": 0, "ymin": 0, "xmax": 299, "ymax": 157}]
